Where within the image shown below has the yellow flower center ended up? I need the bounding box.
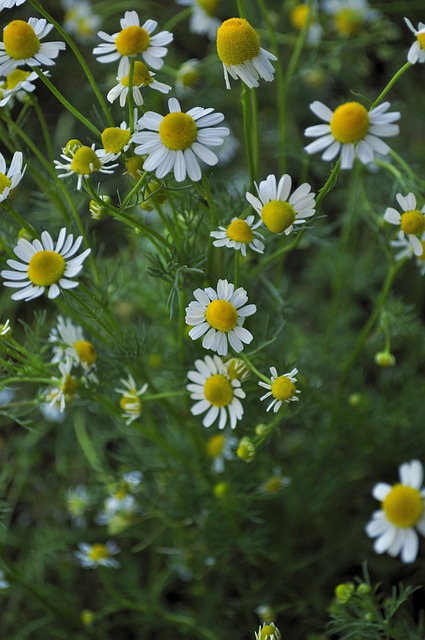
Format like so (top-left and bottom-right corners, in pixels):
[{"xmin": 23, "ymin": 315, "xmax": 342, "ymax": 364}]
[
  {"xmin": 271, "ymin": 376, "xmax": 296, "ymax": 401},
  {"xmin": 198, "ymin": 0, "xmax": 219, "ymax": 17},
  {"xmin": 126, "ymin": 155, "xmax": 145, "ymax": 178},
  {"xmin": 290, "ymin": 5, "xmax": 310, "ymax": 31},
  {"xmin": 101, "ymin": 127, "xmax": 131, "ymax": 154},
  {"xmin": 216, "ymin": 18, "xmax": 260, "ymax": 66},
  {"xmin": 27, "ymin": 250, "xmax": 66, "ymax": 286},
  {"xmin": 87, "ymin": 543, "xmax": 110, "ymax": 562},
  {"xmin": 417, "ymin": 33, "xmax": 425, "ymax": 50},
  {"xmin": 204, "ymin": 374, "xmax": 233, "ymax": 407},
  {"xmin": 334, "ymin": 9, "xmax": 363, "ymax": 37},
  {"xmin": 258, "ymin": 624, "xmax": 278, "ymax": 640},
  {"xmin": 63, "ymin": 139, "xmax": 83, "ymax": 157},
  {"xmin": 383, "ymin": 484, "xmax": 424, "ymax": 528},
  {"xmin": 115, "ymin": 25, "xmax": 150, "ymax": 56},
  {"xmin": 261, "ymin": 201, "xmax": 296, "ymax": 233},
  {"xmin": 330, "ymin": 102, "xmax": 369, "ymax": 144},
  {"xmin": 400, "ymin": 210, "xmax": 425, "ymax": 235},
  {"xmin": 264, "ymin": 476, "xmax": 283, "ymax": 493},
  {"xmin": 3, "ymin": 20, "xmax": 40, "ymax": 60},
  {"xmin": 205, "ymin": 299, "xmax": 238, "ymax": 332},
  {"xmin": 120, "ymin": 394, "xmax": 141, "ymax": 416},
  {"xmin": 0, "ymin": 173, "xmax": 11, "ymax": 195},
  {"xmin": 179, "ymin": 67, "xmax": 200, "ymax": 87},
  {"xmin": 73, "ymin": 340, "xmax": 97, "ymax": 367},
  {"xmin": 71, "ymin": 146, "xmax": 101, "ymax": 175},
  {"xmin": 6, "ymin": 68, "xmax": 30, "ymax": 89},
  {"xmin": 226, "ymin": 218, "xmax": 254, "ymax": 243},
  {"xmin": 159, "ymin": 112, "xmax": 198, "ymax": 151},
  {"xmin": 62, "ymin": 374, "xmax": 78, "ymax": 396},
  {"xmin": 121, "ymin": 60, "xmax": 152, "ymax": 87},
  {"xmin": 206, "ymin": 433, "xmax": 226, "ymax": 457},
  {"xmin": 226, "ymin": 357, "xmax": 248, "ymax": 380}
]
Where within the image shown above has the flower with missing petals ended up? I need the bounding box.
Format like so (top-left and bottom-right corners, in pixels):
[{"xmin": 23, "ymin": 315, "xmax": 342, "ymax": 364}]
[
  {"xmin": 259, "ymin": 367, "xmax": 300, "ymax": 412},
  {"xmin": 404, "ymin": 18, "xmax": 425, "ymax": 64},
  {"xmin": 0, "ymin": 151, "xmax": 25, "ymax": 202},
  {"xmin": 384, "ymin": 192, "xmax": 425, "ymax": 257}
]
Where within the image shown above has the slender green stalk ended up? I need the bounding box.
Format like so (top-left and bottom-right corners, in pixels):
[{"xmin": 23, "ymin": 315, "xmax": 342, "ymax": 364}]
[
  {"xmin": 241, "ymin": 83, "xmax": 256, "ymax": 186},
  {"xmin": 1, "ymin": 201, "xmax": 39, "ymax": 238},
  {"xmin": 74, "ymin": 412, "xmax": 103, "ymax": 472},
  {"xmin": 369, "ymin": 62, "xmax": 411, "ymax": 109},
  {"xmin": 236, "ymin": 0, "xmax": 246, "ymax": 18},
  {"xmin": 127, "ymin": 57, "xmax": 136, "ymax": 133},
  {"xmin": 29, "ymin": 95, "xmax": 54, "ymax": 162},
  {"xmin": 234, "ymin": 250, "xmax": 240, "ymax": 288},
  {"xmin": 121, "ymin": 171, "xmax": 149, "ymax": 209}
]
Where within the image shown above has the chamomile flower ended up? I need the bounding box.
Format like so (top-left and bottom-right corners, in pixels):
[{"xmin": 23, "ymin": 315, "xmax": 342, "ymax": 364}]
[
  {"xmin": 206, "ymin": 433, "xmax": 237, "ymax": 472},
  {"xmin": 93, "ymin": 11, "xmax": 173, "ymax": 75},
  {"xmin": 175, "ymin": 58, "xmax": 201, "ymax": 96},
  {"xmin": 99, "ymin": 120, "xmax": 136, "ymax": 157},
  {"xmin": 133, "ymin": 97, "xmax": 229, "ymax": 183},
  {"xmin": 216, "ymin": 17, "xmax": 277, "ymax": 90},
  {"xmin": 0, "ymin": 18, "xmax": 66, "ymax": 76},
  {"xmin": 0, "ymin": 69, "xmax": 48, "ymax": 107},
  {"xmin": 75, "ymin": 541, "xmax": 120, "ymax": 569},
  {"xmin": 115, "ymin": 375, "xmax": 148, "ymax": 425},
  {"xmin": 54, "ymin": 142, "xmax": 119, "ymax": 191},
  {"xmin": 255, "ymin": 622, "xmax": 281, "ymax": 640},
  {"xmin": 107, "ymin": 58, "xmax": 171, "ymax": 107},
  {"xmin": 1, "ymin": 228, "xmax": 91, "ymax": 301},
  {"xmin": 176, "ymin": 0, "xmax": 221, "ymax": 41},
  {"xmin": 321, "ymin": 0, "xmax": 379, "ymax": 37},
  {"xmin": 211, "ymin": 216, "xmax": 265, "ymax": 256},
  {"xmin": 290, "ymin": 2, "xmax": 322, "ymax": 44},
  {"xmin": 187, "ymin": 354, "xmax": 245, "ymax": 429},
  {"xmin": 404, "ymin": 18, "xmax": 425, "ymax": 65},
  {"xmin": 365, "ymin": 460, "xmax": 425, "ymax": 563},
  {"xmin": 62, "ymin": 0, "xmax": 101, "ymax": 44},
  {"xmin": 0, "ymin": 0, "xmax": 26, "ymax": 10},
  {"xmin": 304, "ymin": 100, "xmax": 400, "ymax": 170},
  {"xmin": 246, "ymin": 174, "xmax": 316, "ymax": 234},
  {"xmin": 185, "ymin": 278, "xmax": 256, "ymax": 356},
  {"xmin": 49, "ymin": 315, "xmax": 97, "ymax": 380},
  {"xmin": 45, "ymin": 357, "xmax": 78, "ymax": 412},
  {"xmin": 0, "ymin": 151, "xmax": 25, "ymax": 203},
  {"xmin": 67, "ymin": 485, "xmax": 92, "ymax": 527},
  {"xmin": 259, "ymin": 367, "xmax": 300, "ymax": 413},
  {"xmin": 384, "ymin": 192, "xmax": 425, "ymax": 257}
]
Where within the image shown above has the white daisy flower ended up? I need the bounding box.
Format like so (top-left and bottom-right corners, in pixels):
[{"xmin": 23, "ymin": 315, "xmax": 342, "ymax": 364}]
[
  {"xmin": 54, "ymin": 142, "xmax": 119, "ymax": 191},
  {"xmin": 175, "ymin": 58, "xmax": 201, "ymax": 96},
  {"xmin": 66, "ymin": 485, "xmax": 91, "ymax": 527},
  {"xmin": 365, "ymin": 460, "xmax": 425, "ymax": 563},
  {"xmin": 304, "ymin": 100, "xmax": 400, "ymax": 170},
  {"xmin": 0, "ymin": 68, "xmax": 49, "ymax": 107},
  {"xmin": 246, "ymin": 174, "xmax": 316, "ymax": 234},
  {"xmin": 185, "ymin": 278, "xmax": 256, "ymax": 356},
  {"xmin": 0, "ymin": 0, "xmax": 26, "ymax": 10},
  {"xmin": 216, "ymin": 17, "xmax": 277, "ymax": 90},
  {"xmin": 255, "ymin": 622, "xmax": 281, "ymax": 640},
  {"xmin": 93, "ymin": 11, "xmax": 173, "ymax": 75},
  {"xmin": 176, "ymin": 0, "xmax": 221, "ymax": 41},
  {"xmin": 187, "ymin": 354, "xmax": 245, "ymax": 429},
  {"xmin": 0, "ymin": 318, "xmax": 11, "ymax": 336},
  {"xmin": 107, "ymin": 58, "xmax": 171, "ymax": 107},
  {"xmin": 44, "ymin": 357, "xmax": 78, "ymax": 413},
  {"xmin": 115, "ymin": 375, "xmax": 148, "ymax": 425},
  {"xmin": 405, "ymin": 18, "xmax": 425, "ymax": 65},
  {"xmin": 321, "ymin": 0, "xmax": 379, "ymax": 37},
  {"xmin": 259, "ymin": 367, "xmax": 300, "ymax": 413},
  {"xmin": 384, "ymin": 192, "xmax": 425, "ymax": 257},
  {"xmin": 62, "ymin": 0, "xmax": 101, "ymax": 43},
  {"xmin": 210, "ymin": 215, "xmax": 265, "ymax": 256},
  {"xmin": 1, "ymin": 228, "xmax": 91, "ymax": 302},
  {"xmin": 0, "ymin": 151, "xmax": 25, "ymax": 203},
  {"xmin": 75, "ymin": 541, "xmax": 120, "ymax": 569},
  {"xmin": 133, "ymin": 97, "xmax": 229, "ymax": 183},
  {"xmin": 0, "ymin": 17, "xmax": 65, "ymax": 76},
  {"xmin": 49, "ymin": 315, "xmax": 97, "ymax": 380},
  {"xmin": 206, "ymin": 433, "xmax": 237, "ymax": 473}
]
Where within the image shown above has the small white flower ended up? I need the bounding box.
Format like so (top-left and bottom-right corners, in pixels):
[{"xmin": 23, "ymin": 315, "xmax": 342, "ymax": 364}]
[
  {"xmin": 259, "ymin": 367, "xmax": 300, "ymax": 413},
  {"xmin": 384, "ymin": 192, "xmax": 425, "ymax": 257},
  {"xmin": 75, "ymin": 541, "xmax": 121, "ymax": 569},
  {"xmin": 49, "ymin": 315, "xmax": 97, "ymax": 381},
  {"xmin": 44, "ymin": 357, "xmax": 78, "ymax": 413},
  {"xmin": 115, "ymin": 375, "xmax": 148, "ymax": 425},
  {"xmin": 1, "ymin": 228, "xmax": 91, "ymax": 301},
  {"xmin": 211, "ymin": 215, "xmax": 265, "ymax": 256},
  {"xmin": 0, "ymin": 151, "xmax": 25, "ymax": 202},
  {"xmin": 133, "ymin": 97, "xmax": 229, "ymax": 183},
  {"xmin": 185, "ymin": 278, "xmax": 256, "ymax": 356},
  {"xmin": 176, "ymin": 0, "xmax": 221, "ymax": 41},
  {"xmin": 54, "ymin": 142, "xmax": 119, "ymax": 191},
  {"xmin": 304, "ymin": 100, "xmax": 400, "ymax": 170},
  {"xmin": 0, "ymin": 0, "xmax": 26, "ymax": 10},
  {"xmin": 255, "ymin": 623, "xmax": 281, "ymax": 640},
  {"xmin": 93, "ymin": 11, "xmax": 173, "ymax": 75},
  {"xmin": 0, "ymin": 69, "xmax": 49, "ymax": 107},
  {"xmin": 107, "ymin": 58, "xmax": 171, "ymax": 107},
  {"xmin": 404, "ymin": 18, "xmax": 425, "ymax": 65},
  {"xmin": 321, "ymin": 0, "xmax": 379, "ymax": 37},
  {"xmin": 67, "ymin": 485, "xmax": 91, "ymax": 527},
  {"xmin": 62, "ymin": 0, "xmax": 101, "ymax": 43},
  {"xmin": 216, "ymin": 17, "xmax": 277, "ymax": 89},
  {"xmin": 246, "ymin": 174, "xmax": 316, "ymax": 235},
  {"xmin": 175, "ymin": 58, "xmax": 201, "ymax": 96},
  {"xmin": 187, "ymin": 354, "xmax": 245, "ymax": 429},
  {"xmin": 206, "ymin": 433, "xmax": 237, "ymax": 473},
  {"xmin": 0, "ymin": 17, "xmax": 65, "ymax": 75},
  {"xmin": 365, "ymin": 460, "xmax": 425, "ymax": 563}
]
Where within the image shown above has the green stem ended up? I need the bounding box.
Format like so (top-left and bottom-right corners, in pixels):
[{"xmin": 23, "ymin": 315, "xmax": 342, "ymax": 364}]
[
  {"xmin": 369, "ymin": 62, "xmax": 411, "ymax": 110},
  {"xmin": 241, "ymin": 82, "xmax": 256, "ymax": 186},
  {"xmin": 1, "ymin": 201, "xmax": 39, "ymax": 238},
  {"xmin": 236, "ymin": 0, "xmax": 246, "ymax": 17},
  {"xmin": 239, "ymin": 354, "xmax": 270, "ymax": 384},
  {"xmin": 74, "ymin": 412, "xmax": 103, "ymax": 471},
  {"xmin": 121, "ymin": 171, "xmax": 149, "ymax": 209},
  {"xmin": 127, "ymin": 57, "xmax": 136, "ymax": 133},
  {"xmin": 29, "ymin": 95, "xmax": 54, "ymax": 162}
]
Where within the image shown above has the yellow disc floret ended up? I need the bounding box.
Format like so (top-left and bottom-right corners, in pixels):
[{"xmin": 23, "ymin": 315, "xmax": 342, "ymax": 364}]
[
  {"xmin": 198, "ymin": 0, "xmax": 220, "ymax": 16},
  {"xmin": 330, "ymin": 102, "xmax": 369, "ymax": 144},
  {"xmin": 0, "ymin": 173, "xmax": 11, "ymax": 195},
  {"xmin": 204, "ymin": 374, "xmax": 233, "ymax": 407},
  {"xmin": 27, "ymin": 251, "xmax": 66, "ymax": 286},
  {"xmin": 400, "ymin": 210, "xmax": 425, "ymax": 235},
  {"xmin": 120, "ymin": 393, "xmax": 141, "ymax": 416},
  {"xmin": 71, "ymin": 146, "xmax": 101, "ymax": 175},
  {"xmin": 73, "ymin": 340, "xmax": 97, "ymax": 367},
  {"xmin": 417, "ymin": 33, "xmax": 425, "ymax": 50},
  {"xmin": 4, "ymin": 20, "xmax": 40, "ymax": 60},
  {"xmin": 261, "ymin": 201, "xmax": 296, "ymax": 233},
  {"xmin": 6, "ymin": 68, "xmax": 30, "ymax": 89},
  {"xmin": 383, "ymin": 484, "xmax": 424, "ymax": 528},
  {"xmin": 115, "ymin": 25, "xmax": 150, "ymax": 56},
  {"xmin": 159, "ymin": 112, "xmax": 198, "ymax": 150},
  {"xmin": 87, "ymin": 543, "xmax": 110, "ymax": 562},
  {"xmin": 226, "ymin": 218, "xmax": 254, "ymax": 243},
  {"xmin": 101, "ymin": 127, "xmax": 131, "ymax": 154},
  {"xmin": 62, "ymin": 374, "xmax": 78, "ymax": 396},
  {"xmin": 271, "ymin": 376, "xmax": 296, "ymax": 401},
  {"xmin": 290, "ymin": 5, "xmax": 310, "ymax": 31},
  {"xmin": 334, "ymin": 9, "xmax": 363, "ymax": 37},
  {"xmin": 205, "ymin": 299, "xmax": 238, "ymax": 332},
  {"xmin": 206, "ymin": 433, "xmax": 226, "ymax": 457},
  {"xmin": 126, "ymin": 155, "xmax": 145, "ymax": 178},
  {"xmin": 216, "ymin": 18, "xmax": 260, "ymax": 66},
  {"xmin": 122, "ymin": 60, "xmax": 152, "ymax": 87}
]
